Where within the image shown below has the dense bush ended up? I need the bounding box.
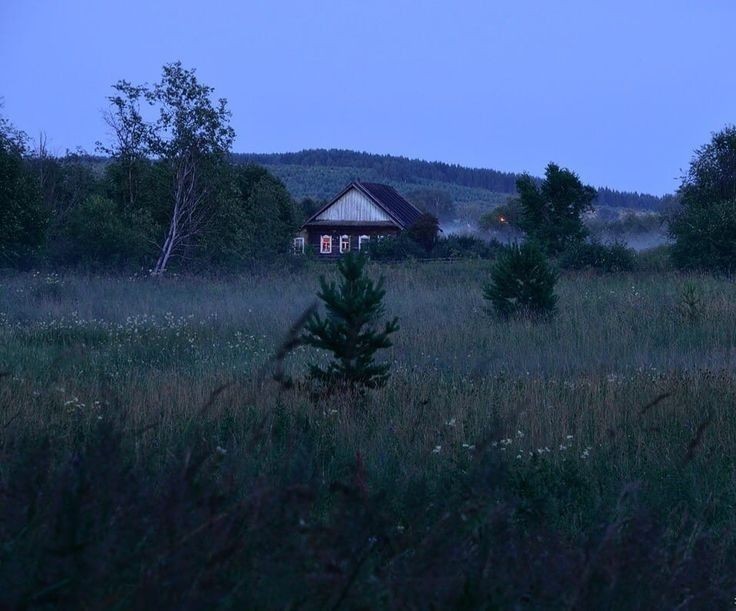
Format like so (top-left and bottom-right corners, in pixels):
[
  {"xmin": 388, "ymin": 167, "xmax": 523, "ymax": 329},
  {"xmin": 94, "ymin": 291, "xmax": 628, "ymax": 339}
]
[
  {"xmin": 53, "ymin": 195, "xmax": 157, "ymax": 269},
  {"xmin": 484, "ymin": 242, "xmax": 558, "ymax": 318},
  {"xmin": 637, "ymin": 244, "xmax": 674, "ymax": 273},
  {"xmin": 407, "ymin": 212, "xmax": 440, "ymax": 253},
  {"xmin": 198, "ymin": 165, "xmax": 299, "ymax": 267},
  {"xmin": 432, "ymin": 234, "xmax": 501, "ymax": 259},
  {"xmin": 558, "ymin": 240, "xmax": 636, "ymax": 273},
  {"xmin": 368, "ymin": 234, "xmax": 500, "ymax": 261},
  {"xmin": 367, "ymin": 233, "xmax": 427, "ymax": 261},
  {"xmin": 103, "ymin": 158, "xmax": 172, "ymax": 227}
]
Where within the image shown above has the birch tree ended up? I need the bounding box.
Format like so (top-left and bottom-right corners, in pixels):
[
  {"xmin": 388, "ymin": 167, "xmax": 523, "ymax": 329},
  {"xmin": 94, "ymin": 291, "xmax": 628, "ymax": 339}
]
[
  {"xmin": 670, "ymin": 125, "xmax": 736, "ymax": 272},
  {"xmin": 101, "ymin": 62, "xmax": 234, "ymax": 275},
  {"xmin": 97, "ymin": 81, "xmax": 149, "ymax": 209}
]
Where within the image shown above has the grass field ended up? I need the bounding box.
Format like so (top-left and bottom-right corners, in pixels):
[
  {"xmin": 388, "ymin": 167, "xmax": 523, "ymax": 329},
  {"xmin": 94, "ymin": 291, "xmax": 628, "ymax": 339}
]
[{"xmin": 1, "ymin": 262, "xmax": 735, "ymax": 608}]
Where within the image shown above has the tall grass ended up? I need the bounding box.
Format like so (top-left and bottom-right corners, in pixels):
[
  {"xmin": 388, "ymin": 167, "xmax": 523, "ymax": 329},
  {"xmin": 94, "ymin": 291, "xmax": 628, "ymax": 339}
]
[{"xmin": 1, "ymin": 263, "xmax": 735, "ymax": 607}]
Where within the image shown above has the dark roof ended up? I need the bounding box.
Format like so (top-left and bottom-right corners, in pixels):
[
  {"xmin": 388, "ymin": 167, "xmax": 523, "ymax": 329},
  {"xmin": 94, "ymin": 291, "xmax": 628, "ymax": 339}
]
[
  {"xmin": 302, "ymin": 181, "xmax": 423, "ymax": 230},
  {"xmin": 358, "ymin": 182, "xmax": 423, "ymax": 228}
]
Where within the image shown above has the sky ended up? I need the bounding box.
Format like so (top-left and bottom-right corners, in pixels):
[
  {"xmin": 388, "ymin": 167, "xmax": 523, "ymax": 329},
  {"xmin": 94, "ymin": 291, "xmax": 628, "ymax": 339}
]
[{"xmin": 1, "ymin": 0, "xmax": 734, "ymax": 196}]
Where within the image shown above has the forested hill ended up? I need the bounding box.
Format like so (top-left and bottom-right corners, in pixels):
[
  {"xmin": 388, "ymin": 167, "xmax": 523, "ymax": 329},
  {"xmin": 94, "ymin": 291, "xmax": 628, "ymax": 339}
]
[{"xmin": 233, "ymin": 149, "xmax": 671, "ymax": 210}]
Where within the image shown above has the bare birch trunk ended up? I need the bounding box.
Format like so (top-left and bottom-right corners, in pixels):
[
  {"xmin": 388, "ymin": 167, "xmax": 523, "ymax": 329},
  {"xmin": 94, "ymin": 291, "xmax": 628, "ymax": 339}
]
[
  {"xmin": 151, "ymin": 152, "xmax": 207, "ymax": 275},
  {"xmin": 152, "ymin": 209, "xmax": 178, "ymax": 275}
]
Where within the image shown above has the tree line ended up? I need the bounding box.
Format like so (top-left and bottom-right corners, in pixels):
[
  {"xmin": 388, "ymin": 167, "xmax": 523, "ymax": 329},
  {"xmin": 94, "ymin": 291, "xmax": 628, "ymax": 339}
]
[
  {"xmin": 1, "ymin": 61, "xmax": 733, "ymax": 274},
  {"xmin": 0, "ymin": 63, "xmax": 299, "ymax": 273}
]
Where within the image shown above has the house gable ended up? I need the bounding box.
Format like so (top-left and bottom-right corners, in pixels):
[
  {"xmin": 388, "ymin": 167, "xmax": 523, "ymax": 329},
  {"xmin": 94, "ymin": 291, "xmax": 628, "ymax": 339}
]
[
  {"xmin": 314, "ymin": 187, "xmax": 393, "ymax": 223},
  {"xmin": 297, "ymin": 181, "xmax": 422, "ymax": 256}
]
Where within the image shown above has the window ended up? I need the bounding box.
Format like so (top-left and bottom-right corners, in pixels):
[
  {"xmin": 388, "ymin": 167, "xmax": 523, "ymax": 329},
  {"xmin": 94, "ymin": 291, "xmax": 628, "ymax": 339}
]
[
  {"xmin": 358, "ymin": 235, "xmax": 370, "ymax": 250},
  {"xmin": 339, "ymin": 235, "xmax": 350, "ymax": 253},
  {"xmin": 320, "ymin": 235, "xmax": 332, "ymax": 254},
  {"xmin": 293, "ymin": 237, "xmax": 305, "ymax": 254}
]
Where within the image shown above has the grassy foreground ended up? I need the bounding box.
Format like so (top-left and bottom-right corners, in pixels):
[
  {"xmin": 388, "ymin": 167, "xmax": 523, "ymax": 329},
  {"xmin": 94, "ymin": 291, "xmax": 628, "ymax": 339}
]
[{"xmin": 1, "ymin": 263, "xmax": 735, "ymax": 608}]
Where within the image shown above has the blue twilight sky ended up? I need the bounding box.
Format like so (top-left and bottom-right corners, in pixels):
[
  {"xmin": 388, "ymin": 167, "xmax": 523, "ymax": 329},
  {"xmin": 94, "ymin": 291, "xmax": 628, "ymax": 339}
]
[{"xmin": 1, "ymin": 0, "xmax": 734, "ymax": 195}]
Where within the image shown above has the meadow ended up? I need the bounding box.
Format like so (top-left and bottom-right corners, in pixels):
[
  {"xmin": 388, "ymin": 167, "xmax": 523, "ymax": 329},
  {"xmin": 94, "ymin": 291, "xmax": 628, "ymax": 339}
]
[{"xmin": 1, "ymin": 262, "xmax": 735, "ymax": 608}]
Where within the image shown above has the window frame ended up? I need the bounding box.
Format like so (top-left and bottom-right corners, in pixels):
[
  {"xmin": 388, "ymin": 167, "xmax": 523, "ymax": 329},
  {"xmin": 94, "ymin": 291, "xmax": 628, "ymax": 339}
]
[
  {"xmin": 358, "ymin": 235, "xmax": 370, "ymax": 250},
  {"xmin": 339, "ymin": 234, "xmax": 351, "ymax": 253},
  {"xmin": 293, "ymin": 236, "xmax": 305, "ymax": 254},
  {"xmin": 320, "ymin": 235, "xmax": 332, "ymax": 254}
]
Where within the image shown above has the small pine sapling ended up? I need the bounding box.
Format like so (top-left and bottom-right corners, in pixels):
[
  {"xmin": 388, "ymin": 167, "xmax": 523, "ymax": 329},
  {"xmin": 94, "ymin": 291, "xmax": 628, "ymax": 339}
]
[
  {"xmin": 677, "ymin": 282, "xmax": 704, "ymax": 324},
  {"xmin": 302, "ymin": 252, "xmax": 399, "ymax": 390},
  {"xmin": 484, "ymin": 242, "xmax": 558, "ymax": 318}
]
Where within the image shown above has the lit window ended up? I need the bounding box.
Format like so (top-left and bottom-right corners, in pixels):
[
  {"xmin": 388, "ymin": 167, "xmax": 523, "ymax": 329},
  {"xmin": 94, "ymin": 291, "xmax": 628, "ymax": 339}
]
[
  {"xmin": 293, "ymin": 237, "xmax": 305, "ymax": 254},
  {"xmin": 339, "ymin": 235, "xmax": 350, "ymax": 253},
  {"xmin": 320, "ymin": 235, "xmax": 332, "ymax": 254},
  {"xmin": 358, "ymin": 235, "xmax": 370, "ymax": 250}
]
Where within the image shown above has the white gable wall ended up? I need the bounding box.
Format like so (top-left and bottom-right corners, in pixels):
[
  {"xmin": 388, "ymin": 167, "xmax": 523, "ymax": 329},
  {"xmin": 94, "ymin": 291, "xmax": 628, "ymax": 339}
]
[{"xmin": 315, "ymin": 187, "xmax": 393, "ymax": 222}]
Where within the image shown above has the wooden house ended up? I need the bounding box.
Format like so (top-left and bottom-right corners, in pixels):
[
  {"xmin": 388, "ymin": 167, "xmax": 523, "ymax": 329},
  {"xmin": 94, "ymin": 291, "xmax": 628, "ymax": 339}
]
[{"xmin": 294, "ymin": 181, "xmax": 422, "ymax": 256}]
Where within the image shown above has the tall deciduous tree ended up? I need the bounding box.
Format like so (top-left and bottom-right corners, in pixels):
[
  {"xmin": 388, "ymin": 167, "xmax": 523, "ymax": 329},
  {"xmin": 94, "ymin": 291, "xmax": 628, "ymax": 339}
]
[
  {"xmin": 101, "ymin": 62, "xmax": 235, "ymax": 275},
  {"xmin": 517, "ymin": 163, "xmax": 596, "ymax": 255},
  {"xmin": 0, "ymin": 111, "xmax": 46, "ymax": 265},
  {"xmin": 670, "ymin": 125, "xmax": 736, "ymax": 273},
  {"xmin": 97, "ymin": 81, "xmax": 149, "ymax": 209}
]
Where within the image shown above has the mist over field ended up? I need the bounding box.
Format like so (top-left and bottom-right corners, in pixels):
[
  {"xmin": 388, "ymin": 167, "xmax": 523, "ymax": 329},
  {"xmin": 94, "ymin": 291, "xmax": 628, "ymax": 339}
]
[{"xmin": 442, "ymin": 211, "xmax": 671, "ymax": 252}]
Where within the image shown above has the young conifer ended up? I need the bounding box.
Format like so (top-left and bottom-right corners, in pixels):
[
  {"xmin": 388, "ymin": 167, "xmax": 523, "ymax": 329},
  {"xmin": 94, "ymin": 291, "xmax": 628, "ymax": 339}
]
[
  {"xmin": 302, "ymin": 252, "xmax": 399, "ymax": 390},
  {"xmin": 484, "ymin": 242, "xmax": 558, "ymax": 318}
]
